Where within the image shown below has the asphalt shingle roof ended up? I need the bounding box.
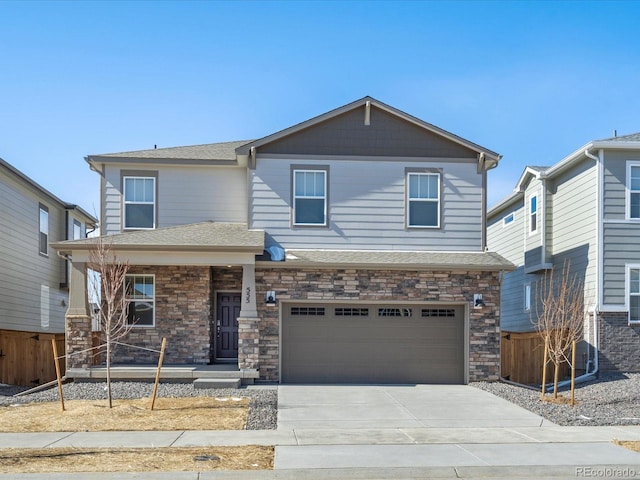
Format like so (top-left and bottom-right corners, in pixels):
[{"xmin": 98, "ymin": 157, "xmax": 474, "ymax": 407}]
[
  {"xmin": 597, "ymin": 132, "xmax": 640, "ymax": 143},
  {"xmin": 92, "ymin": 141, "xmax": 254, "ymax": 161},
  {"xmin": 53, "ymin": 222, "xmax": 264, "ymax": 252},
  {"xmin": 261, "ymin": 250, "xmax": 514, "ymax": 271}
]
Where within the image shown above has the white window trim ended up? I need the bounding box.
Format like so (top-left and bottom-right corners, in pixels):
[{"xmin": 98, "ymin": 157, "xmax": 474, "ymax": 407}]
[
  {"xmin": 39, "ymin": 205, "xmax": 49, "ymax": 256},
  {"xmin": 125, "ymin": 274, "xmax": 155, "ymax": 328},
  {"xmin": 503, "ymin": 212, "xmax": 515, "ymax": 228},
  {"xmin": 626, "ymin": 161, "xmax": 640, "ymax": 221},
  {"xmin": 407, "ymin": 172, "xmax": 441, "ymax": 229},
  {"xmin": 292, "ymin": 169, "xmax": 327, "ymax": 226},
  {"xmin": 524, "ymin": 283, "xmax": 532, "ymax": 312},
  {"xmin": 72, "ymin": 219, "xmax": 82, "ymax": 240},
  {"xmin": 528, "ymin": 193, "xmax": 538, "ymax": 235},
  {"xmin": 626, "ymin": 264, "xmax": 640, "ymax": 324},
  {"xmin": 123, "ymin": 176, "xmax": 156, "ymax": 230}
]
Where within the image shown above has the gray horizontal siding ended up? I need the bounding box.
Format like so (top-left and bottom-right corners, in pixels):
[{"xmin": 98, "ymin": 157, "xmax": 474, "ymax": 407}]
[
  {"xmin": 500, "ymin": 266, "xmax": 537, "ymax": 332},
  {"xmin": 602, "ymin": 150, "xmax": 640, "ymax": 220},
  {"xmin": 487, "ymin": 201, "xmax": 524, "ymax": 265},
  {"xmin": 602, "ymin": 222, "xmax": 640, "ymax": 305},
  {"xmin": 524, "ymin": 178, "xmax": 543, "ymax": 251},
  {"xmin": 103, "ymin": 165, "xmax": 247, "ymax": 235},
  {"xmin": 250, "ymin": 158, "xmax": 483, "ymax": 250},
  {"xmin": 0, "ymin": 169, "xmax": 67, "ymax": 333}
]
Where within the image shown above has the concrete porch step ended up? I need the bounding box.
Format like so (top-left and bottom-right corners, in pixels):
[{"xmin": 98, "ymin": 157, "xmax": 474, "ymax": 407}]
[{"xmin": 193, "ymin": 378, "xmax": 241, "ymax": 389}]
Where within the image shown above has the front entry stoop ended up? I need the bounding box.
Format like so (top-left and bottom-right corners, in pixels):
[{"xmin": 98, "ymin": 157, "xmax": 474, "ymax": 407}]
[{"xmin": 193, "ymin": 378, "xmax": 241, "ymax": 389}]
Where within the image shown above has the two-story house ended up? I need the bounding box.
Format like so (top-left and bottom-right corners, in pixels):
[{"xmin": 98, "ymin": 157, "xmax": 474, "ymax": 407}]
[
  {"xmin": 54, "ymin": 97, "xmax": 513, "ymax": 384},
  {"xmin": 488, "ymin": 133, "xmax": 640, "ymax": 377},
  {"xmin": 0, "ymin": 157, "xmax": 97, "ymax": 385}
]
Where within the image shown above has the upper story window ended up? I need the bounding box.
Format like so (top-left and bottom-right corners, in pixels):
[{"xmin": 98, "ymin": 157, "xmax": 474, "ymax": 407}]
[
  {"xmin": 503, "ymin": 212, "xmax": 515, "ymax": 227},
  {"xmin": 293, "ymin": 169, "xmax": 327, "ymax": 226},
  {"xmin": 123, "ymin": 176, "xmax": 155, "ymax": 229},
  {"xmin": 39, "ymin": 204, "xmax": 49, "ymax": 256},
  {"xmin": 630, "ymin": 268, "xmax": 640, "ymax": 323},
  {"xmin": 407, "ymin": 172, "xmax": 440, "ymax": 228},
  {"xmin": 73, "ymin": 219, "xmax": 82, "ymax": 240},
  {"xmin": 529, "ymin": 194, "xmax": 538, "ymax": 234},
  {"xmin": 628, "ymin": 163, "xmax": 640, "ymax": 220},
  {"xmin": 524, "ymin": 283, "xmax": 532, "ymax": 312},
  {"xmin": 125, "ymin": 274, "xmax": 155, "ymax": 327}
]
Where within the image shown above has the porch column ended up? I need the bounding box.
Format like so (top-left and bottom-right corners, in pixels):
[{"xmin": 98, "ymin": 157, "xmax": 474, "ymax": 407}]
[
  {"xmin": 238, "ymin": 264, "xmax": 260, "ymax": 370},
  {"xmin": 65, "ymin": 260, "xmax": 93, "ymax": 369}
]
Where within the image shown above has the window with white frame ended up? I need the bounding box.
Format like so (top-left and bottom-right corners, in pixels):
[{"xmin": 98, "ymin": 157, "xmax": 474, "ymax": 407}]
[
  {"xmin": 407, "ymin": 172, "xmax": 440, "ymax": 228},
  {"xmin": 125, "ymin": 275, "xmax": 155, "ymax": 326},
  {"xmin": 39, "ymin": 204, "xmax": 48, "ymax": 255},
  {"xmin": 73, "ymin": 219, "xmax": 82, "ymax": 240},
  {"xmin": 529, "ymin": 194, "xmax": 538, "ymax": 234},
  {"xmin": 293, "ymin": 169, "xmax": 327, "ymax": 225},
  {"xmin": 123, "ymin": 176, "xmax": 155, "ymax": 229},
  {"xmin": 630, "ymin": 268, "xmax": 640, "ymax": 323},
  {"xmin": 503, "ymin": 212, "xmax": 515, "ymax": 227},
  {"xmin": 524, "ymin": 283, "xmax": 532, "ymax": 312},
  {"xmin": 628, "ymin": 164, "xmax": 640, "ymax": 219}
]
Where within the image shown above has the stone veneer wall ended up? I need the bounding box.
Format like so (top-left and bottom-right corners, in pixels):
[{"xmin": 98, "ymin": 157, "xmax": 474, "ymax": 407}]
[
  {"xmin": 598, "ymin": 312, "xmax": 640, "ymax": 372},
  {"xmin": 254, "ymin": 268, "xmax": 501, "ymax": 382},
  {"xmin": 111, "ymin": 265, "xmax": 211, "ymax": 364}
]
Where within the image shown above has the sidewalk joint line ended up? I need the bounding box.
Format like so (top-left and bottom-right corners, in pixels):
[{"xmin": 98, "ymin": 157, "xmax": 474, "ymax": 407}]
[
  {"xmin": 45, "ymin": 431, "xmax": 75, "ymax": 448},
  {"xmin": 455, "ymin": 444, "xmax": 491, "ymax": 466}
]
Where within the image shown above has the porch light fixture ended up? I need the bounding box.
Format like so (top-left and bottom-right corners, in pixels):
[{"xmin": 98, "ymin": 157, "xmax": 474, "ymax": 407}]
[
  {"xmin": 266, "ymin": 291, "xmax": 276, "ymax": 306},
  {"xmin": 474, "ymin": 294, "xmax": 485, "ymax": 308}
]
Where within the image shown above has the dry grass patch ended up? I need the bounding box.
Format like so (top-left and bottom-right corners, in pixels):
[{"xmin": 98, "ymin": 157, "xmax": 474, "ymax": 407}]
[
  {"xmin": 0, "ymin": 397, "xmax": 249, "ymax": 432},
  {"xmin": 615, "ymin": 440, "xmax": 640, "ymax": 452},
  {"xmin": 0, "ymin": 446, "xmax": 273, "ymax": 473}
]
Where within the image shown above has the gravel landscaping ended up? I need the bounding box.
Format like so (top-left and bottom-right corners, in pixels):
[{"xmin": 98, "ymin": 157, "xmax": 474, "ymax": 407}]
[
  {"xmin": 0, "ymin": 381, "xmax": 278, "ymax": 430},
  {"xmin": 473, "ymin": 372, "xmax": 640, "ymax": 426}
]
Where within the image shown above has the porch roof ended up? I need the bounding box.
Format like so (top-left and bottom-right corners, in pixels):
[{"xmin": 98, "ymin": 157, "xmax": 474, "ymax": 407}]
[
  {"xmin": 52, "ymin": 222, "xmax": 265, "ymax": 254},
  {"xmin": 258, "ymin": 249, "xmax": 515, "ymax": 272}
]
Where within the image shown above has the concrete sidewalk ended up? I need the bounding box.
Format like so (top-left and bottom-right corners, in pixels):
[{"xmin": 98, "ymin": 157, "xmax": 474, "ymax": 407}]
[{"xmin": 1, "ymin": 385, "xmax": 640, "ymax": 478}]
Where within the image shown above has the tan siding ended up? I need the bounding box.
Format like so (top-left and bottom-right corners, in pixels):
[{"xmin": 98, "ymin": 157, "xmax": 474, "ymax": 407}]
[
  {"xmin": 251, "ymin": 157, "xmax": 483, "ymax": 251},
  {"xmin": 0, "ymin": 168, "xmax": 67, "ymax": 333}
]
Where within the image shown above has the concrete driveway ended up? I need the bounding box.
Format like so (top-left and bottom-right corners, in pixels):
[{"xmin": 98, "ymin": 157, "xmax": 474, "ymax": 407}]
[{"xmin": 277, "ymin": 384, "xmax": 554, "ymax": 430}]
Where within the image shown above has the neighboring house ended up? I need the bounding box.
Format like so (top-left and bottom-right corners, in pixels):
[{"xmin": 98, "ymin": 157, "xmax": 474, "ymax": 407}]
[
  {"xmin": 0, "ymin": 157, "xmax": 97, "ymax": 384},
  {"xmin": 54, "ymin": 97, "xmax": 513, "ymax": 384},
  {"xmin": 487, "ymin": 132, "xmax": 640, "ymax": 374}
]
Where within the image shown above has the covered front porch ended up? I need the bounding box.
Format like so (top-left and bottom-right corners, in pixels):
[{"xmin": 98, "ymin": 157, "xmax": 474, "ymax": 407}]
[{"xmin": 51, "ymin": 222, "xmax": 265, "ymax": 381}]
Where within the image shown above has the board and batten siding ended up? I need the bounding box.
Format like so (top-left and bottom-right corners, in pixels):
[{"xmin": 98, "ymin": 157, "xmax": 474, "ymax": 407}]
[
  {"xmin": 250, "ymin": 157, "xmax": 483, "ymax": 250},
  {"xmin": 102, "ymin": 164, "xmax": 247, "ymax": 235},
  {"xmin": 0, "ymin": 169, "xmax": 67, "ymax": 333},
  {"xmin": 601, "ymin": 150, "xmax": 640, "ymax": 306},
  {"xmin": 547, "ymin": 158, "xmax": 598, "ymax": 308}
]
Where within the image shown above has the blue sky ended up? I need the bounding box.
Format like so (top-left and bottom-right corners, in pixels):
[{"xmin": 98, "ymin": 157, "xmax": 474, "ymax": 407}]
[{"xmin": 1, "ymin": 0, "xmax": 639, "ymax": 216}]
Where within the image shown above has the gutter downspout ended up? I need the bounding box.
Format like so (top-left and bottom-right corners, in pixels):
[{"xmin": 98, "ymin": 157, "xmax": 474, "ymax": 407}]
[{"xmin": 552, "ymin": 148, "xmax": 600, "ymax": 390}]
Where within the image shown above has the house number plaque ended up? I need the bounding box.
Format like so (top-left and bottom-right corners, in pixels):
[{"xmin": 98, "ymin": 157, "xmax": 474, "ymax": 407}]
[{"xmin": 245, "ymin": 287, "xmax": 251, "ymax": 304}]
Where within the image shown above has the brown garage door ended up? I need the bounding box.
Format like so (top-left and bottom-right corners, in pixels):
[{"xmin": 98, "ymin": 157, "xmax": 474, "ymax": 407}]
[{"xmin": 281, "ymin": 304, "xmax": 465, "ymax": 384}]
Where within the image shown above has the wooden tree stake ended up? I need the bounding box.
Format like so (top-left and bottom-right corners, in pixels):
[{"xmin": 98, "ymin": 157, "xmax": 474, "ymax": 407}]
[
  {"xmin": 150, "ymin": 338, "xmax": 167, "ymax": 410},
  {"xmin": 540, "ymin": 338, "xmax": 549, "ymax": 400},
  {"xmin": 571, "ymin": 340, "xmax": 576, "ymax": 407},
  {"xmin": 51, "ymin": 339, "xmax": 65, "ymax": 412}
]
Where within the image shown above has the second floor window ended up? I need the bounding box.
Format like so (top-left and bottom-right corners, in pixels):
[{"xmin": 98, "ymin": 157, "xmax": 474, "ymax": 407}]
[
  {"xmin": 293, "ymin": 170, "xmax": 326, "ymax": 226},
  {"xmin": 524, "ymin": 283, "xmax": 532, "ymax": 312},
  {"xmin": 630, "ymin": 268, "xmax": 640, "ymax": 323},
  {"xmin": 529, "ymin": 194, "xmax": 538, "ymax": 234},
  {"xmin": 407, "ymin": 172, "xmax": 440, "ymax": 228},
  {"xmin": 73, "ymin": 219, "xmax": 82, "ymax": 240},
  {"xmin": 124, "ymin": 177, "xmax": 155, "ymax": 229},
  {"xmin": 629, "ymin": 164, "xmax": 640, "ymax": 219},
  {"xmin": 39, "ymin": 205, "xmax": 48, "ymax": 255}
]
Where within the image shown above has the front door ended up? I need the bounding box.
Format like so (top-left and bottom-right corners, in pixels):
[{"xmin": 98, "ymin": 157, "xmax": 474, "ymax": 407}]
[{"xmin": 216, "ymin": 292, "xmax": 240, "ymax": 359}]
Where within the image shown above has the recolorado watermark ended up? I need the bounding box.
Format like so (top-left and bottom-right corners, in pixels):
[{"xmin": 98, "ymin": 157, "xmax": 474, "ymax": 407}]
[{"xmin": 576, "ymin": 466, "xmax": 637, "ymax": 477}]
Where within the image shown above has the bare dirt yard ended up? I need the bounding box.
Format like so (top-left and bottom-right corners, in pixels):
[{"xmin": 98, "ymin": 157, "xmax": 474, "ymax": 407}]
[{"xmin": 0, "ymin": 395, "xmax": 274, "ymax": 473}]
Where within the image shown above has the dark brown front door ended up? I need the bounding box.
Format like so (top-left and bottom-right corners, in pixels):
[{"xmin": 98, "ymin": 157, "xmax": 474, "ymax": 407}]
[{"xmin": 216, "ymin": 292, "xmax": 240, "ymax": 359}]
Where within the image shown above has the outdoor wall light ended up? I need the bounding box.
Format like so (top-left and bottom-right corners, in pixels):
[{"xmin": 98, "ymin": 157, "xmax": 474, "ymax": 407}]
[
  {"xmin": 474, "ymin": 294, "xmax": 485, "ymax": 308},
  {"xmin": 266, "ymin": 291, "xmax": 276, "ymax": 306}
]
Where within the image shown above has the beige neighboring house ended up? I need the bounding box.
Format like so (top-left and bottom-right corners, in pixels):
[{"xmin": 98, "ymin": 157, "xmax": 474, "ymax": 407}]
[
  {"xmin": 0, "ymin": 157, "xmax": 97, "ymax": 385},
  {"xmin": 54, "ymin": 97, "xmax": 513, "ymax": 385}
]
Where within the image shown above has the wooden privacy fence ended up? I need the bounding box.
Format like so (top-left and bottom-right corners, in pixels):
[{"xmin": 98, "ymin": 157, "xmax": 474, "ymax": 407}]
[
  {"xmin": 0, "ymin": 329, "xmax": 65, "ymax": 387},
  {"xmin": 501, "ymin": 330, "xmax": 569, "ymax": 385}
]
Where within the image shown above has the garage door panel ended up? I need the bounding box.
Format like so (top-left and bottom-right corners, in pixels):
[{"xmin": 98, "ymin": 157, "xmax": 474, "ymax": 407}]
[{"xmin": 282, "ymin": 304, "xmax": 465, "ymax": 384}]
